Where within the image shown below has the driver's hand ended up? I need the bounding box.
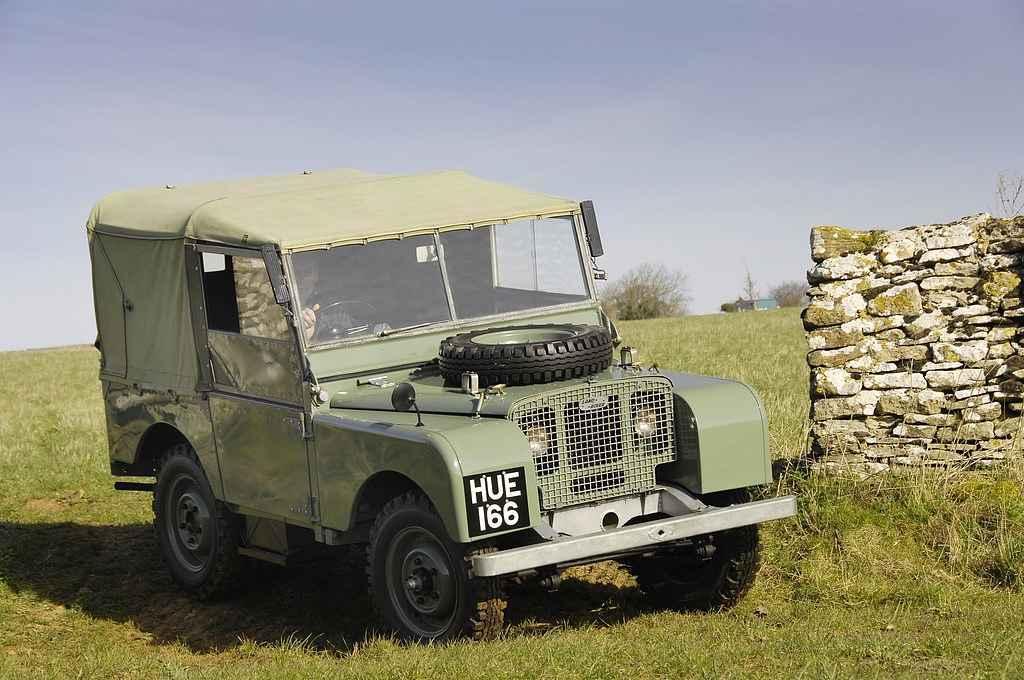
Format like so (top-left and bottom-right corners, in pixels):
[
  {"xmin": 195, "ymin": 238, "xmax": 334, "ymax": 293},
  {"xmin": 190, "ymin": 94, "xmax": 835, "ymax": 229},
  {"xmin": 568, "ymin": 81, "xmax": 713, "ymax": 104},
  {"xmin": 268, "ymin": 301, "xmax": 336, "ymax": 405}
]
[{"xmin": 301, "ymin": 307, "xmax": 317, "ymax": 341}]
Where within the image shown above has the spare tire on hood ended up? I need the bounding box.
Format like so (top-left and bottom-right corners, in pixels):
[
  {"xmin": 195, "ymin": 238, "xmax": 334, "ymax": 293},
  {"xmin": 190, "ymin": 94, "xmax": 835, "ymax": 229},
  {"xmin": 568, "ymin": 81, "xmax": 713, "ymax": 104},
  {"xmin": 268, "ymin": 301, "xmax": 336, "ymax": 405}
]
[{"xmin": 438, "ymin": 324, "xmax": 614, "ymax": 387}]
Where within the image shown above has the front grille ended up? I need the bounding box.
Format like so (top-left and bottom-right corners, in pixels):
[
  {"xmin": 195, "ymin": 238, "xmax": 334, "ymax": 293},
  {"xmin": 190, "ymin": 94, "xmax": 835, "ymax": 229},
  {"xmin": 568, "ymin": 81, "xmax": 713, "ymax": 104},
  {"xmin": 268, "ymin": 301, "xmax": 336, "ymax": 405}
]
[{"xmin": 508, "ymin": 377, "xmax": 676, "ymax": 510}]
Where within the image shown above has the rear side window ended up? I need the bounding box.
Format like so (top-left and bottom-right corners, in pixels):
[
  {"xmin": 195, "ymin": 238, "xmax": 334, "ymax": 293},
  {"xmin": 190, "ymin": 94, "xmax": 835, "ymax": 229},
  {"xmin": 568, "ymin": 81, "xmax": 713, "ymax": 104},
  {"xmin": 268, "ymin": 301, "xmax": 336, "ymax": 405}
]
[{"xmin": 201, "ymin": 253, "xmax": 290, "ymax": 341}]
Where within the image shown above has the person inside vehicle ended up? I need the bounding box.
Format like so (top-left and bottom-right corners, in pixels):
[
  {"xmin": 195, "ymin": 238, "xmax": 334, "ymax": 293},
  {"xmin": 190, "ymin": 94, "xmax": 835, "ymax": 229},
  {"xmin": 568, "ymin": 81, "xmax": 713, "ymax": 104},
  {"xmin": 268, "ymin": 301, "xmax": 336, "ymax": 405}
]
[
  {"xmin": 294, "ymin": 259, "xmax": 322, "ymax": 342},
  {"xmin": 294, "ymin": 256, "xmax": 364, "ymax": 342}
]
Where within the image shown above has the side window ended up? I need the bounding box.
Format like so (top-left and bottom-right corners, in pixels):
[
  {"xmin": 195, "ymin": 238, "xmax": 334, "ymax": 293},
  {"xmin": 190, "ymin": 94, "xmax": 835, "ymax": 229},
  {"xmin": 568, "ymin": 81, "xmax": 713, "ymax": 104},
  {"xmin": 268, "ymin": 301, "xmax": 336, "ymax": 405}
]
[
  {"xmin": 201, "ymin": 253, "xmax": 240, "ymax": 333},
  {"xmin": 201, "ymin": 252, "xmax": 290, "ymax": 341}
]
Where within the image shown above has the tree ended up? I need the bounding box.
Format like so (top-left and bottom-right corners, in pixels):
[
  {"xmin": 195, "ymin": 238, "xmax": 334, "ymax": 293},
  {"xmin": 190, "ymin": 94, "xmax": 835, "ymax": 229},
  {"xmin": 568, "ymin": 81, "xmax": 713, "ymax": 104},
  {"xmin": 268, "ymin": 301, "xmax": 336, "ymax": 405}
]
[
  {"xmin": 602, "ymin": 263, "xmax": 690, "ymax": 320},
  {"xmin": 996, "ymin": 172, "xmax": 1024, "ymax": 218},
  {"xmin": 769, "ymin": 280, "xmax": 809, "ymax": 307},
  {"xmin": 741, "ymin": 264, "xmax": 758, "ymax": 302}
]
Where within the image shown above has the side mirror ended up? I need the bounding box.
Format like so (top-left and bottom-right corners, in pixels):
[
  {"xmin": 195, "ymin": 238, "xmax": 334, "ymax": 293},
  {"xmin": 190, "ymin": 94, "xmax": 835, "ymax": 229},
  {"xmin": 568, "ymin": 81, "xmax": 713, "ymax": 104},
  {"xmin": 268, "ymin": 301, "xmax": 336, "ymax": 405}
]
[
  {"xmin": 580, "ymin": 200, "xmax": 604, "ymax": 258},
  {"xmin": 391, "ymin": 382, "xmax": 424, "ymax": 427}
]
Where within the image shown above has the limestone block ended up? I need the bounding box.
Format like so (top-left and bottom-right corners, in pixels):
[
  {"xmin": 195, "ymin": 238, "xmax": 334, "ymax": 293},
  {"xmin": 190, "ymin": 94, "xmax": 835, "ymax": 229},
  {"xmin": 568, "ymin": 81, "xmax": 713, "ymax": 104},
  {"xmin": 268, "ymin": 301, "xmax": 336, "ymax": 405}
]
[
  {"xmin": 867, "ymin": 283, "xmax": 923, "ymax": 317},
  {"xmin": 936, "ymin": 422, "xmax": 994, "ymax": 441},
  {"xmin": 905, "ymin": 413, "xmax": 960, "ymax": 426},
  {"xmin": 878, "ymin": 232, "xmax": 924, "ymax": 263},
  {"xmin": 934, "ymin": 261, "xmax": 980, "ymax": 276},
  {"xmin": 925, "ymin": 368, "xmax": 986, "ymax": 388},
  {"xmin": 813, "ymin": 391, "xmax": 881, "ymax": 420},
  {"xmin": 918, "ymin": 248, "xmax": 960, "ymax": 264},
  {"xmin": 807, "ymin": 326, "xmax": 864, "ymax": 351},
  {"xmin": 963, "ymin": 402, "xmax": 1002, "ymax": 422},
  {"xmin": 989, "ymin": 342, "xmax": 1014, "ymax": 359},
  {"xmin": 876, "ymin": 390, "xmax": 915, "ymax": 415},
  {"xmin": 809, "ymin": 254, "xmax": 876, "ymax": 282},
  {"xmin": 924, "ymin": 291, "xmax": 968, "ymax": 309},
  {"xmin": 813, "ymin": 276, "xmax": 891, "ymax": 298},
  {"xmin": 917, "ymin": 389, "xmax": 948, "ymax": 414},
  {"xmin": 810, "ymin": 225, "xmax": 882, "ymax": 262},
  {"xmin": 893, "ymin": 423, "xmax": 937, "ymax": 438},
  {"xmin": 814, "ymin": 368, "xmax": 863, "ymax": 396},
  {"xmin": 952, "ymin": 305, "xmax": 991, "ymax": 318},
  {"xmin": 921, "ymin": 361, "xmax": 962, "ymax": 371},
  {"xmin": 980, "ymin": 253, "xmax": 1021, "ymax": 270},
  {"xmin": 809, "ymin": 344, "xmax": 865, "ymax": 367},
  {"xmin": 953, "ymin": 386, "xmax": 997, "ymax": 399},
  {"xmin": 845, "ymin": 355, "xmax": 895, "ymax": 373},
  {"xmin": 804, "ymin": 294, "xmax": 867, "ymax": 327},
  {"xmin": 980, "ymin": 271, "xmax": 1021, "ymax": 300},
  {"xmin": 876, "ymin": 329, "xmax": 907, "ymax": 342},
  {"xmin": 920, "ymin": 276, "xmax": 981, "ymax": 291},
  {"xmin": 930, "ymin": 340, "xmax": 989, "ymax": 363},
  {"xmin": 987, "ymin": 327, "xmax": 1016, "ymax": 342},
  {"xmin": 905, "ymin": 311, "xmax": 946, "ymax": 338},
  {"xmin": 995, "ymin": 418, "xmax": 1024, "ymax": 437},
  {"xmin": 924, "ymin": 222, "xmax": 976, "ymax": 249},
  {"xmin": 863, "ymin": 372, "xmax": 927, "ymax": 389}
]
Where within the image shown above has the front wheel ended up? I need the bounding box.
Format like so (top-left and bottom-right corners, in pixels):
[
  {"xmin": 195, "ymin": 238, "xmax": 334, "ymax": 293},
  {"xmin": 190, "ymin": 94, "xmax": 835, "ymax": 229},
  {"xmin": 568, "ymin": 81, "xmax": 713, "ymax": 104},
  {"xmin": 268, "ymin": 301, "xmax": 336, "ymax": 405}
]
[
  {"xmin": 630, "ymin": 490, "xmax": 761, "ymax": 611},
  {"xmin": 366, "ymin": 491, "xmax": 505, "ymax": 642}
]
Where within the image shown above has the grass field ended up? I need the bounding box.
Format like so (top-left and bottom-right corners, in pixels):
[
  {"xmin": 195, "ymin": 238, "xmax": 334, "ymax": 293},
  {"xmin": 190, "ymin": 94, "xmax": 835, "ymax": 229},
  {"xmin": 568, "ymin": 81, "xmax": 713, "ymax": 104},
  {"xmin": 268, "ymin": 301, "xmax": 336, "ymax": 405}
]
[{"xmin": 2, "ymin": 308, "xmax": 1024, "ymax": 678}]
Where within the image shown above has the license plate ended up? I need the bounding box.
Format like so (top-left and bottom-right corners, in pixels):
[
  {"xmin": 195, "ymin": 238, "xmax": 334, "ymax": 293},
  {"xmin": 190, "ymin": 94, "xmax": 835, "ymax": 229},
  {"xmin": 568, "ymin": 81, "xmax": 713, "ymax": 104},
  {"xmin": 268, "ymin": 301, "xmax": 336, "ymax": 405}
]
[{"xmin": 463, "ymin": 467, "xmax": 530, "ymax": 537}]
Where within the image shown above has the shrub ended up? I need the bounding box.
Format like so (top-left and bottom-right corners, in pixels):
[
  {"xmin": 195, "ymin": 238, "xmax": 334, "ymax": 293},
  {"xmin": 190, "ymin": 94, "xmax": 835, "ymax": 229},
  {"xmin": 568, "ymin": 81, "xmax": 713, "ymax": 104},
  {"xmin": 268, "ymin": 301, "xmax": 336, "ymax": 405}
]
[
  {"xmin": 601, "ymin": 263, "xmax": 689, "ymax": 320},
  {"xmin": 770, "ymin": 280, "xmax": 810, "ymax": 307}
]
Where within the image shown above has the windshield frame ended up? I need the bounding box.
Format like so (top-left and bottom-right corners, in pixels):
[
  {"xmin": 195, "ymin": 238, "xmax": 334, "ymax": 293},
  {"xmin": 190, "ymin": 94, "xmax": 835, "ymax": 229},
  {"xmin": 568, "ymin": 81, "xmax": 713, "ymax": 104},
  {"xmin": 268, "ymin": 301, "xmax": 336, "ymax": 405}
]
[{"xmin": 283, "ymin": 210, "xmax": 598, "ymax": 352}]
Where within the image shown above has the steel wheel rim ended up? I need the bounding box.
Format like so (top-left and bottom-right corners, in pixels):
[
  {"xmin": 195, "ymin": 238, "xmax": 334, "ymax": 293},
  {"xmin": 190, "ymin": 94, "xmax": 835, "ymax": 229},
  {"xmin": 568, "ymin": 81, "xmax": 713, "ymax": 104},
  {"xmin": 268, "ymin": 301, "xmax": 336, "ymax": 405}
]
[
  {"xmin": 164, "ymin": 473, "xmax": 213, "ymax": 574},
  {"xmin": 385, "ymin": 525, "xmax": 459, "ymax": 638}
]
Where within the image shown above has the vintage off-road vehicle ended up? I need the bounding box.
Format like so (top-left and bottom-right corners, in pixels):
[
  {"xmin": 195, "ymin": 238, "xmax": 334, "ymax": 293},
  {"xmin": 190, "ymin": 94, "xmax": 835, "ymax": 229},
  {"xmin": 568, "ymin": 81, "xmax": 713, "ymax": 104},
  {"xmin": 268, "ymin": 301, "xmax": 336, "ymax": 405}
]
[{"xmin": 87, "ymin": 169, "xmax": 796, "ymax": 641}]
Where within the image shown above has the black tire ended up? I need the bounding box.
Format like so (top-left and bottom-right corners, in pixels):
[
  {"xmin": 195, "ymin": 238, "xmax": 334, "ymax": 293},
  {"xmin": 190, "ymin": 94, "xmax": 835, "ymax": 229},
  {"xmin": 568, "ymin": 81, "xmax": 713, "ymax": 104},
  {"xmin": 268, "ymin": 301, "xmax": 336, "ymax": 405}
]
[
  {"xmin": 366, "ymin": 491, "xmax": 505, "ymax": 642},
  {"xmin": 438, "ymin": 323, "xmax": 613, "ymax": 387},
  {"xmin": 153, "ymin": 442, "xmax": 242, "ymax": 600},
  {"xmin": 631, "ymin": 490, "xmax": 761, "ymax": 611}
]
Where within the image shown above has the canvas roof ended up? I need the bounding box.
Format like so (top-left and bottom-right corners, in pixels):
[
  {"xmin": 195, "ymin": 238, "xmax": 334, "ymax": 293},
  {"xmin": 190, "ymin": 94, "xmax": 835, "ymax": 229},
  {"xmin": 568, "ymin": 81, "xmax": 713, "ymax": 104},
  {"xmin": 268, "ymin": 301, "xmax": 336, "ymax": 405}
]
[{"xmin": 86, "ymin": 169, "xmax": 579, "ymax": 250}]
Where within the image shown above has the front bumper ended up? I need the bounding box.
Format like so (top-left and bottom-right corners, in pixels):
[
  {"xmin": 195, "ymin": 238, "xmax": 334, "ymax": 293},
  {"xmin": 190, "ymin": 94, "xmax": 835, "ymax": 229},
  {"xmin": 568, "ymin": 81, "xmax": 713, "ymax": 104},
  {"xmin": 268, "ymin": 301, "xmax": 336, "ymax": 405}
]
[{"xmin": 470, "ymin": 495, "xmax": 797, "ymax": 577}]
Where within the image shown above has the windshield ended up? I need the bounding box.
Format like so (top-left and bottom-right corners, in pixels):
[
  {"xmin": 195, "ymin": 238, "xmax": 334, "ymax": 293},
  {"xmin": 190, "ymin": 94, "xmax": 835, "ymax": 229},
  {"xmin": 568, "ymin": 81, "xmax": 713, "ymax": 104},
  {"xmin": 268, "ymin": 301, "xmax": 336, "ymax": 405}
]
[
  {"xmin": 440, "ymin": 216, "xmax": 589, "ymax": 318},
  {"xmin": 291, "ymin": 215, "xmax": 590, "ymax": 346}
]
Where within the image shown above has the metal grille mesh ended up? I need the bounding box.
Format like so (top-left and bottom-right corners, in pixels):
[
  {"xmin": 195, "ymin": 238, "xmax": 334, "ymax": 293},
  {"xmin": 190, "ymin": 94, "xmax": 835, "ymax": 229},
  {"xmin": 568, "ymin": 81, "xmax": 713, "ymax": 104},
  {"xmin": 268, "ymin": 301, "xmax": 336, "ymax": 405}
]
[{"xmin": 508, "ymin": 377, "xmax": 676, "ymax": 510}]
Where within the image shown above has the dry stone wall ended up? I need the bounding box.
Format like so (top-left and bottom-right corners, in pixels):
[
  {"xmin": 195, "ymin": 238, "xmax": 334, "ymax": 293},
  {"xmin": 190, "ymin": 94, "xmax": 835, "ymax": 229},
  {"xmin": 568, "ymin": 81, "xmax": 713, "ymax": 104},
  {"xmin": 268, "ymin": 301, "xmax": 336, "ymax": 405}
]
[{"xmin": 805, "ymin": 214, "xmax": 1024, "ymax": 473}]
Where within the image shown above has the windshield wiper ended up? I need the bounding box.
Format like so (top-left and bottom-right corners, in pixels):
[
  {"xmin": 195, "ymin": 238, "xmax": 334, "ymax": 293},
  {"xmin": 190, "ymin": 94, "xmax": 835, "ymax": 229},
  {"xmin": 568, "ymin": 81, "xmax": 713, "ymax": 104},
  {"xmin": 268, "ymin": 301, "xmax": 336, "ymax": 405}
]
[{"xmin": 377, "ymin": 321, "xmax": 445, "ymax": 337}]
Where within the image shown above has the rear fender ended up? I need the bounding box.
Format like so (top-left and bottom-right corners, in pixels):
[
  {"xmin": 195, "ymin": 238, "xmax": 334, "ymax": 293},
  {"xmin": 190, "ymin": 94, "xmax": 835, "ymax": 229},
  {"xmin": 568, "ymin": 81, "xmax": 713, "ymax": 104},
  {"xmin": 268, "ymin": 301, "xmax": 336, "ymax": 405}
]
[{"xmin": 104, "ymin": 381, "xmax": 223, "ymax": 497}]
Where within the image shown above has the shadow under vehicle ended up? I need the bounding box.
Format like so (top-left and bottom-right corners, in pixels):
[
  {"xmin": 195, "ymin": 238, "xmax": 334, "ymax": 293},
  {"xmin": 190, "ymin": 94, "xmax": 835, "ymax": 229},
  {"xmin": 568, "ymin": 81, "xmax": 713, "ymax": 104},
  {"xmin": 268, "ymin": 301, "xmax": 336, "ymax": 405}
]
[{"xmin": 86, "ymin": 168, "xmax": 796, "ymax": 642}]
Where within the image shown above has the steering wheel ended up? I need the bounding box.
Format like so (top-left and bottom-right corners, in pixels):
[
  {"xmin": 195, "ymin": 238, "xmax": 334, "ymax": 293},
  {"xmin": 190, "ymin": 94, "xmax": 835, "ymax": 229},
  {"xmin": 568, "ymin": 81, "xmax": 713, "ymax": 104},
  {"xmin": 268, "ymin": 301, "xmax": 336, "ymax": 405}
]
[{"xmin": 312, "ymin": 300, "xmax": 383, "ymax": 340}]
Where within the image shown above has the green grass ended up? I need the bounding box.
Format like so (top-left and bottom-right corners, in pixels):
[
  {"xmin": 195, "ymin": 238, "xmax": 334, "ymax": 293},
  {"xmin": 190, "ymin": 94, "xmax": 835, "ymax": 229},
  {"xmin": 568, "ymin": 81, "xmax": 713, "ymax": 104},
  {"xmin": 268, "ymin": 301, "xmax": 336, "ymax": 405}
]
[{"xmin": 2, "ymin": 309, "xmax": 1024, "ymax": 678}]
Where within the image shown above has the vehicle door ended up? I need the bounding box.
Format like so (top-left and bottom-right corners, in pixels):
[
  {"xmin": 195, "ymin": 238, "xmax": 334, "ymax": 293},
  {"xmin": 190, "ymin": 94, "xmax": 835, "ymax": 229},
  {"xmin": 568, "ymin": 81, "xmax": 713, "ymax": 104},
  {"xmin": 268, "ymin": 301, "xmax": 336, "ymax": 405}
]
[{"xmin": 188, "ymin": 244, "xmax": 315, "ymax": 523}]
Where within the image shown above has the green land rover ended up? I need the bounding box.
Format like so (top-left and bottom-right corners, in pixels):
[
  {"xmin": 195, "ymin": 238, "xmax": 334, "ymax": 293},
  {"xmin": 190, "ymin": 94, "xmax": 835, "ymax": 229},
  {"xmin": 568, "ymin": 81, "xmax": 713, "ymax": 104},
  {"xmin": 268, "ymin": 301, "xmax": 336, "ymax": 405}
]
[{"xmin": 87, "ymin": 168, "xmax": 796, "ymax": 641}]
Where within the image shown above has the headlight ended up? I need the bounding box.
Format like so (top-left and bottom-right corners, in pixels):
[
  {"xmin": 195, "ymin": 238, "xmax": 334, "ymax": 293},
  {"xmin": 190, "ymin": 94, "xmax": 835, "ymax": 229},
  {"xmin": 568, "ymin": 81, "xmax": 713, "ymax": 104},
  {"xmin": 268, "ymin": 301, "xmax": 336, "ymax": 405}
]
[
  {"xmin": 526, "ymin": 426, "xmax": 549, "ymax": 455},
  {"xmin": 634, "ymin": 410, "xmax": 658, "ymax": 437}
]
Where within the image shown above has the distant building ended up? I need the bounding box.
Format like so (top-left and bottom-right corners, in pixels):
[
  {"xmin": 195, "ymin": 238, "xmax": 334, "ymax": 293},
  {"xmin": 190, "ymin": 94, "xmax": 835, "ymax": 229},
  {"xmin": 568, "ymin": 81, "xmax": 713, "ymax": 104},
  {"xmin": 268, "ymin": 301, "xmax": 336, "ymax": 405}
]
[{"xmin": 735, "ymin": 298, "xmax": 779, "ymax": 312}]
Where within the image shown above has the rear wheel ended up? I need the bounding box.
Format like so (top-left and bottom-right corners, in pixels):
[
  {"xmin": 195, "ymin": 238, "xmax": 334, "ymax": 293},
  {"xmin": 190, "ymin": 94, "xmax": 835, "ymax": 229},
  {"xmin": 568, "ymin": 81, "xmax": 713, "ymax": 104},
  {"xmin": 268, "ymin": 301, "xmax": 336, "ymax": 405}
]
[
  {"xmin": 630, "ymin": 490, "xmax": 761, "ymax": 611},
  {"xmin": 153, "ymin": 442, "xmax": 242, "ymax": 600},
  {"xmin": 366, "ymin": 491, "xmax": 505, "ymax": 642}
]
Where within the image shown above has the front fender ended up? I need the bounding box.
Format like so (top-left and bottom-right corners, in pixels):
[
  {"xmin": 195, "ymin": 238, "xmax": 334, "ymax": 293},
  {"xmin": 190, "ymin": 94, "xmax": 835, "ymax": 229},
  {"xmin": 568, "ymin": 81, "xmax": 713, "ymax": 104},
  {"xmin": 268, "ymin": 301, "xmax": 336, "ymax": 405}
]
[
  {"xmin": 657, "ymin": 371, "xmax": 773, "ymax": 494},
  {"xmin": 314, "ymin": 410, "xmax": 540, "ymax": 543}
]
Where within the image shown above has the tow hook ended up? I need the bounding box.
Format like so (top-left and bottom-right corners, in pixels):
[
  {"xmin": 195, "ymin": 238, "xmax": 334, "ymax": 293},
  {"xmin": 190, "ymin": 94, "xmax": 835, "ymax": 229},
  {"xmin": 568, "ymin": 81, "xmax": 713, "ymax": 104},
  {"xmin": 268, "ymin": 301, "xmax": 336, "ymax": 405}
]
[
  {"xmin": 539, "ymin": 572, "xmax": 562, "ymax": 591},
  {"xmin": 695, "ymin": 542, "xmax": 717, "ymax": 560}
]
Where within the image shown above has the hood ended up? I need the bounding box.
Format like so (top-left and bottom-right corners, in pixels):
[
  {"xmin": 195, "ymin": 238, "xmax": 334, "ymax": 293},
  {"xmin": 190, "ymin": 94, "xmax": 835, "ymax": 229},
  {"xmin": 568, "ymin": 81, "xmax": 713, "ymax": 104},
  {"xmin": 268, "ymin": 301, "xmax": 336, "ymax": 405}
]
[{"xmin": 325, "ymin": 365, "xmax": 737, "ymax": 419}]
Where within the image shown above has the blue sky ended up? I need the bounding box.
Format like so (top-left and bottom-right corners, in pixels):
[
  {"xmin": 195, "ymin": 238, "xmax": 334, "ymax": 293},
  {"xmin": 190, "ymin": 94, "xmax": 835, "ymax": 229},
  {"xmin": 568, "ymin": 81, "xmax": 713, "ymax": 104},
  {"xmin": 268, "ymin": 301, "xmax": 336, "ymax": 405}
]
[{"xmin": 2, "ymin": 1, "xmax": 1022, "ymax": 350}]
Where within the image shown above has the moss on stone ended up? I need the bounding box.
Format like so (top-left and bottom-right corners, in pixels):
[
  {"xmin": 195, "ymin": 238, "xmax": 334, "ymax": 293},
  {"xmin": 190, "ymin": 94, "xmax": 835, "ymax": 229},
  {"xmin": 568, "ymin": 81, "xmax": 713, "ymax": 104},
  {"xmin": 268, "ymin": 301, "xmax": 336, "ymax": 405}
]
[
  {"xmin": 811, "ymin": 226, "xmax": 883, "ymax": 261},
  {"xmin": 866, "ymin": 284, "xmax": 922, "ymax": 317},
  {"xmin": 981, "ymin": 270, "xmax": 1021, "ymax": 300}
]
